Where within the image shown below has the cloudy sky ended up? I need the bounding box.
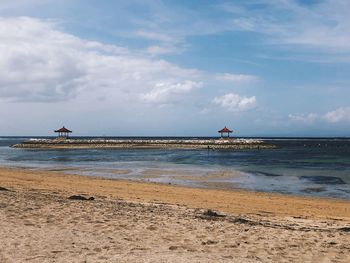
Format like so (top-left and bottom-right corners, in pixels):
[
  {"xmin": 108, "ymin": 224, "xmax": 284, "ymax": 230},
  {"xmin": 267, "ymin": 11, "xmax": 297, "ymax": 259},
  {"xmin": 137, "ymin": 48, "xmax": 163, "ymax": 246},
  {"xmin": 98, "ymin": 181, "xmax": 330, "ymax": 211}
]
[{"xmin": 0, "ymin": 0, "xmax": 349, "ymax": 136}]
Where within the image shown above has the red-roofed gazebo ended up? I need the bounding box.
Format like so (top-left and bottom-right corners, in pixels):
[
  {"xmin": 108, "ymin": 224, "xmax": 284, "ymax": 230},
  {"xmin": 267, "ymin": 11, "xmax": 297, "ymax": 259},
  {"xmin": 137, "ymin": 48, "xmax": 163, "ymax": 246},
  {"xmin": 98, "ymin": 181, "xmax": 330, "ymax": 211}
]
[
  {"xmin": 54, "ymin": 126, "xmax": 72, "ymax": 138},
  {"xmin": 218, "ymin": 126, "xmax": 233, "ymax": 138}
]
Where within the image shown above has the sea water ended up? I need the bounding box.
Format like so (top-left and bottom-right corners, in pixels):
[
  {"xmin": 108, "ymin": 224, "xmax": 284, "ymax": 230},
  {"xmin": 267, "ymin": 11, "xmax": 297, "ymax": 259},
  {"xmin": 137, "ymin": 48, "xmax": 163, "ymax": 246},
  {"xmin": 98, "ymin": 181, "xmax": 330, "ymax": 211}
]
[{"xmin": 0, "ymin": 137, "xmax": 349, "ymax": 199}]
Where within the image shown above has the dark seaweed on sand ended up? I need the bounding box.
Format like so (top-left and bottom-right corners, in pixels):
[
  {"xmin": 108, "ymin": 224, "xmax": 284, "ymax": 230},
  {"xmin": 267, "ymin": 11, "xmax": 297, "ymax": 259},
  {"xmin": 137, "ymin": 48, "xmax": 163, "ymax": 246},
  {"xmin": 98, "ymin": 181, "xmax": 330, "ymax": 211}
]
[{"xmin": 68, "ymin": 195, "xmax": 95, "ymax": 201}]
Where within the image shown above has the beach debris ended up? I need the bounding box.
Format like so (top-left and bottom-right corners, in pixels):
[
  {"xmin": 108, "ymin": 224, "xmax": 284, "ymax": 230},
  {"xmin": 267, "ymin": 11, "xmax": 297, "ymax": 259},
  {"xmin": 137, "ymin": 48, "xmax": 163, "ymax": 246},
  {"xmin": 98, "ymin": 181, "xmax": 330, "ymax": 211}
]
[
  {"xmin": 338, "ymin": 227, "xmax": 350, "ymax": 232},
  {"xmin": 0, "ymin": 186, "xmax": 11, "ymax": 191},
  {"xmin": 230, "ymin": 217, "xmax": 262, "ymax": 227},
  {"xmin": 197, "ymin": 209, "xmax": 226, "ymax": 220},
  {"xmin": 68, "ymin": 195, "xmax": 95, "ymax": 201},
  {"xmin": 203, "ymin": 209, "xmax": 225, "ymax": 217},
  {"xmin": 231, "ymin": 217, "xmax": 253, "ymax": 224},
  {"xmin": 196, "ymin": 209, "xmax": 226, "ymax": 220},
  {"xmin": 168, "ymin": 246, "xmax": 178, "ymax": 250},
  {"xmin": 201, "ymin": 240, "xmax": 218, "ymax": 245},
  {"xmin": 146, "ymin": 225, "xmax": 157, "ymax": 231}
]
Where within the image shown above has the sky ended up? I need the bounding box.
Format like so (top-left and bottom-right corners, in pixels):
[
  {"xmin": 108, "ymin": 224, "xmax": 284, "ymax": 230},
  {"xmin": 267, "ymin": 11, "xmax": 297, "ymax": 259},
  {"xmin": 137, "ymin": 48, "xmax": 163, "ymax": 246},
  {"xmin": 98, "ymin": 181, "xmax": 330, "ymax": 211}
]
[{"xmin": 0, "ymin": 0, "xmax": 349, "ymax": 136}]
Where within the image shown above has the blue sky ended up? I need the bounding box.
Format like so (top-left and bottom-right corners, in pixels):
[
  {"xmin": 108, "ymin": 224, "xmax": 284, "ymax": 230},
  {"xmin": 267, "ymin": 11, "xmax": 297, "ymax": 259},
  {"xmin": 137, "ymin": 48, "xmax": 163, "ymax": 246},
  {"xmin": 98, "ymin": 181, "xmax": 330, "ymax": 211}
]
[{"xmin": 0, "ymin": 0, "xmax": 349, "ymax": 136}]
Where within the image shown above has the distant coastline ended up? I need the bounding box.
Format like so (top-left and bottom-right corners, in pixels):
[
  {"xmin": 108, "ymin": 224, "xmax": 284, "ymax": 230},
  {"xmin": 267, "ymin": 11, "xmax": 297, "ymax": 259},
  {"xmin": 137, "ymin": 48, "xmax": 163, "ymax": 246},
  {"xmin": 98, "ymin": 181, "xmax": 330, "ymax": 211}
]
[{"xmin": 11, "ymin": 137, "xmax": 275, "ymax": 150}]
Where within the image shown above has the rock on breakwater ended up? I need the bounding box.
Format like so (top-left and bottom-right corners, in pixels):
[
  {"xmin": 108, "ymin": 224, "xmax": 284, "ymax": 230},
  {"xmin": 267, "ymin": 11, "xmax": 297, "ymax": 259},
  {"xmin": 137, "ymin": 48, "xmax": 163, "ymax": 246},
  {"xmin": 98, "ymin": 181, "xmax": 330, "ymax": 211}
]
[{"xmin": 11, "ymin": 138, "xmax": 275, "ymax": 150}]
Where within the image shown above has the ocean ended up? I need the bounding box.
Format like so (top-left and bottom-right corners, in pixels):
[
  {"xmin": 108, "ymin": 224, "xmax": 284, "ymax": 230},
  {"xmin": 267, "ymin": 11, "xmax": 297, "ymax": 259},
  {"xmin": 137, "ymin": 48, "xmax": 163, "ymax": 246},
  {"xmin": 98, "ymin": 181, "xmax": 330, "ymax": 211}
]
[{"xmin": 0, "ymin": 137, "xmax": 349, "ymax": 199}]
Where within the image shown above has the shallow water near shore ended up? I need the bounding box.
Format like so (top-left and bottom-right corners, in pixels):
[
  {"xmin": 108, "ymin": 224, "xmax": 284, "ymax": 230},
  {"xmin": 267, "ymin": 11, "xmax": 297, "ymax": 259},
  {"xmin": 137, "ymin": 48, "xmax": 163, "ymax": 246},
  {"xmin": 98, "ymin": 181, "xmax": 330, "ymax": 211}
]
[{"xmin": 0, "ymin": 136, "xmax": 350, "ymax": 199}]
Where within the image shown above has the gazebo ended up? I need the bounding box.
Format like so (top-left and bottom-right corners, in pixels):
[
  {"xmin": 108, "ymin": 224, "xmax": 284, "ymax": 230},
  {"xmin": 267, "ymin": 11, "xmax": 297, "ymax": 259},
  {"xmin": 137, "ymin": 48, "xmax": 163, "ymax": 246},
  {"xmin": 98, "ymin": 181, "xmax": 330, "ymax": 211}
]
[
  {"xmin": 54, "ymin": 126, "xmax": 72, "ymax": 138},
  {"xmin": 218, "ymin": 126, "xmax": 233, "ymax": 138}
]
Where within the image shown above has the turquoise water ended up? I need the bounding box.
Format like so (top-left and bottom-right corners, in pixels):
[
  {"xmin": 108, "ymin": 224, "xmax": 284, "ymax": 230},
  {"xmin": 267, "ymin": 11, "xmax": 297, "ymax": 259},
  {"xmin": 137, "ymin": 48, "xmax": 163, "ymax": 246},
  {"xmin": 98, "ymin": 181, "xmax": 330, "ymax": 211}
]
[{"xmin": 0, "ymin": 137, "xmax": 350, "ymax": 199}]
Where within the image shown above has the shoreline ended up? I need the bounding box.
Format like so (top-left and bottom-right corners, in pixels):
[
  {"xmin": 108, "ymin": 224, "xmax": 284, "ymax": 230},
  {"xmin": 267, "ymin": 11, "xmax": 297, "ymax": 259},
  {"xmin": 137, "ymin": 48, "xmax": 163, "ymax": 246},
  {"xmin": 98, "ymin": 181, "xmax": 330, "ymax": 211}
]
[
  {"xmin": 0, "ymin": 166, "xmax": 349, "ymax": 219},
  {"xmin": 3, "ymin": 163, "xmax": 350, "ymax": 201}
]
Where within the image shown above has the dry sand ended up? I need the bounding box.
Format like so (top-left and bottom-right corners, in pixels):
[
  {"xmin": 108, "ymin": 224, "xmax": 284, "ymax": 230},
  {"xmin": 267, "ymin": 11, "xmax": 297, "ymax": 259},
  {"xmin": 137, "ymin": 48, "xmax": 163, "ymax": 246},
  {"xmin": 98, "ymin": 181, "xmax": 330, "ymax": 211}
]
[{"xmin": 0, "ymin": 166, "xmax": 349, "ymax": 262}]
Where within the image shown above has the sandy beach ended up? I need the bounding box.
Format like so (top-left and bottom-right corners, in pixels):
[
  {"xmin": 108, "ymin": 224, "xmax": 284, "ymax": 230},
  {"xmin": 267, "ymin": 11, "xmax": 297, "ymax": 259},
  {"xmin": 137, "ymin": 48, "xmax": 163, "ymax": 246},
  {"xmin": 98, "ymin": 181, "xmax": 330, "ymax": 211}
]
[{"xmin": 0, "ymin": 166, "xmax": 349, "ymax": 262}]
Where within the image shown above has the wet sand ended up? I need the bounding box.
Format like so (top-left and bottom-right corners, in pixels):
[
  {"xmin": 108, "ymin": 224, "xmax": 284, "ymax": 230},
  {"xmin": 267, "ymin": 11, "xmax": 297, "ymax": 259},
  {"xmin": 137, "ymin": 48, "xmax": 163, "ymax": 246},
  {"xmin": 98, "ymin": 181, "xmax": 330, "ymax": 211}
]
[
  {"xmin": 140, "ymin": 169, "xmax": 242, "ymax": 181},
  {"xmin": 0, "ymin": 166, "xmax": 349, "ymax": 262}
]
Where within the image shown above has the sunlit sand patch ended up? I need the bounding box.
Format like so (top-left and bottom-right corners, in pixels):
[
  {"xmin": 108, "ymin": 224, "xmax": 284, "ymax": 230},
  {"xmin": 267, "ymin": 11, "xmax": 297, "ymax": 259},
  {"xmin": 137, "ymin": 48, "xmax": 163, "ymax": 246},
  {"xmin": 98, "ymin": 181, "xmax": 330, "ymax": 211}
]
[{"xmin": 199, "ymin": 181, "xmax": 241, "ymax": 190}]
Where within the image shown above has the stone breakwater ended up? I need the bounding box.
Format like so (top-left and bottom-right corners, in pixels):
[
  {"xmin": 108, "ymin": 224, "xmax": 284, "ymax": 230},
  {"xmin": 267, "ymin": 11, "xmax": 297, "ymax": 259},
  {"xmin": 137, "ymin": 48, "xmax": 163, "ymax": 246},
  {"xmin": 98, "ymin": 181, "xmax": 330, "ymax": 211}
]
[{"xmin": 11, "ymin": 138, "xmax": 275, "ymax": 150}]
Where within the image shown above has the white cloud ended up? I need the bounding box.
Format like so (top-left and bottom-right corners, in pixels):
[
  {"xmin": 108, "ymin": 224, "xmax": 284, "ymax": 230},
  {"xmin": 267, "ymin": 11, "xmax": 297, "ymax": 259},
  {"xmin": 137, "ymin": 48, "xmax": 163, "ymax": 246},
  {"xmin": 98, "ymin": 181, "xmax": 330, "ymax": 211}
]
[
  {"xmin": 0, "ymin": 16, "xmax": 200, "ymax": 103},
  {"xmin": 213, "ymin": 93, "xmax": 256, "ymax": 112},
  {"xmin": 135, "ymin": 31, "xmax": 176, "ymax": 43},
  {"xmin": 146, "ymin": 45, "xmax": 183, "ymax": 55},
  {"xmin": 140, "ymin": 81, "xmax": 202, "ymax": 104},
  {"xmin": 135, "ymin": 1, "xmax": 350, "ymax": 62},
  {"xmin": 324, "ymin": 107, "xmax": 350, "ymax": 123},
  {"xmin": 135, "ymin": 30, "xmax": 185, "ymax": 56},
  {"xmin": 287, "ymin": 109, "xmax": 350, "ymax": 125},
  {"xmin": 221, "ymin": 0, "xmax": 350, "ymax": 60},
  {"xmin": 216, "ymin": 73, "xmax": 258, "ymax": 83},
  {"xmin": 288, "ymin": 113, "xmax": 318, "ymax": 124},
  {"xmin": 128, "ymin": 1, "xmax": 350, "ymax": 60}
]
